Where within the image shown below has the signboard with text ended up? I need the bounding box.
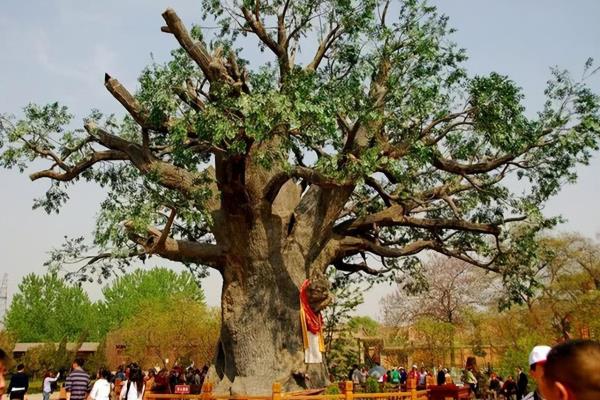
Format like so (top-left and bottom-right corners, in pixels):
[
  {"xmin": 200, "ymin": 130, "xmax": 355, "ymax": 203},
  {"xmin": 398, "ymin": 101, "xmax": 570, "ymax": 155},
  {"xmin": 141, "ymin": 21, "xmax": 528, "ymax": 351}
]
[{"xmin": 175, "ymin": 385, "xmax": 191, "ymax": 394}]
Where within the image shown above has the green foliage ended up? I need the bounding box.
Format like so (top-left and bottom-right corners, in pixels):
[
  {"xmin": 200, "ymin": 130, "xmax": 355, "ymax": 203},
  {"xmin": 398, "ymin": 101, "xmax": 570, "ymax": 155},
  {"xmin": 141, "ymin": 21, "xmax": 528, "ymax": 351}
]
[
  {"xmin": 4, "ymin": 273, "xmax": 99, "ymax": 341},
  {"xmin": 365, "ymin": 377, "xmax": 381, "ymax": 393},
  {"xmin": 85, "ymin": 338, "xmax": 109, "ymax": 375},
  {"xmin": 412, "ymin": 317, "xmax": 455, "ymax": 366},
  {"xmin": 22, "ymin": 343, "xmax": 60, "ymax": 378},
  {"xmin": 348, "ymin": 317, "xmax": 379, "ymax": 336},
  {"xmin": 323, "ymin": 269, "xmax": 376, "ymax": 377},
  {"xmin": 106, "ymin": 294, "xmax": 219, "ymax": 369},
  {"xmin": 21, "ymin": 338, "xmax": 79, "ymax": 380},
  {"xmin": 97, "ymin": 267, "xmax": 205, "ymax": 335},
  {"xmin": 324, "ymin": 385, "xmax": 341, "ymax": 395}
]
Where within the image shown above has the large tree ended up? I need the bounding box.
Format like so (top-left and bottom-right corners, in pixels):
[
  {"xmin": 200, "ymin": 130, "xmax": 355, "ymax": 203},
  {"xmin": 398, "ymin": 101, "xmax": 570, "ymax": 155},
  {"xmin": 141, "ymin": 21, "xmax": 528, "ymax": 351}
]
[{"xmin": 1, "ymin": 0, "xmax": 599, "ymax": 394}]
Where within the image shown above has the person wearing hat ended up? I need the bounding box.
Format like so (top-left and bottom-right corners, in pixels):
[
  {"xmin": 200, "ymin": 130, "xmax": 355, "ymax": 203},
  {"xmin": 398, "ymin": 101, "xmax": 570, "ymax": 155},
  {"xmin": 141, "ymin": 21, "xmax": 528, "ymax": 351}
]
[
  {"xmin": 523, "ymin": 345, "xmax": 552, "ymax": 400},
  {"xmin": 539, "ymin": 339, "xmax": 600, "ymax": 400}
]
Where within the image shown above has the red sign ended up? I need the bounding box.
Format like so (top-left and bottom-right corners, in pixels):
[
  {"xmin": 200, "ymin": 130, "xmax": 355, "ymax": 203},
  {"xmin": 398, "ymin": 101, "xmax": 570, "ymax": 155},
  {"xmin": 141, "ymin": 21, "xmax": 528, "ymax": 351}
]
[
  {"xmin": 174, "ymin": 385, "xmax": 191, "ymax": 394},
  {"xmin": 581, "ymin": 325, "xmax": 590, "ymax": 339}
]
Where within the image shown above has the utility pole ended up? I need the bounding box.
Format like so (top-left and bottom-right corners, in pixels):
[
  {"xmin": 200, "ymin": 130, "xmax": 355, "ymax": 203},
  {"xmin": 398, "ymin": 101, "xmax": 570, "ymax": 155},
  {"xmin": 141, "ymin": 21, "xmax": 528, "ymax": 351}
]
[{"xmin": 0, "ymin": 274, "xmax": 7, "ymax": 327}]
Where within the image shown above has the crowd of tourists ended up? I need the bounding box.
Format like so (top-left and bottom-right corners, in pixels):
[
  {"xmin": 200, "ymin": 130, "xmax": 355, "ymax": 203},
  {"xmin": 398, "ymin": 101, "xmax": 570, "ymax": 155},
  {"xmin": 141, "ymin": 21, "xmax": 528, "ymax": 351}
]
[
  {"xmin": 0, "ymin": 356, "xmax": 210, "ymax": 400},
  {"xmin": 0, "ymin": 340, "xmax": 598, "ymax": 400},
  {"xmin": 345, "ymin": 340, "xmax": 600, "ymax": 400},
  {"xmin": 348, "ymin": 363, "xmax": 448, "ymax": 389}
]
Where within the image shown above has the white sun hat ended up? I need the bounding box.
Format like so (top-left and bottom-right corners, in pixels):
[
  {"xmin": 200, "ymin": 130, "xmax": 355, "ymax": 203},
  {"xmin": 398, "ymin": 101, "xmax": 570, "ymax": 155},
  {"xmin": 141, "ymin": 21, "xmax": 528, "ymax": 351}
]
[{"xmin": 528, "ymin": 345, "xmax": 552, "ymax": 366}]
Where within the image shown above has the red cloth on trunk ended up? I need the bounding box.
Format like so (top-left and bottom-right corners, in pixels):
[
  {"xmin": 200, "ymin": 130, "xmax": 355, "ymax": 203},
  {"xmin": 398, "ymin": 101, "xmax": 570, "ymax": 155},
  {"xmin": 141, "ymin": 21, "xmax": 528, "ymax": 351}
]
[{"xmin": 300, "ymin": 279, "xmax": 323, "ymax": 334}]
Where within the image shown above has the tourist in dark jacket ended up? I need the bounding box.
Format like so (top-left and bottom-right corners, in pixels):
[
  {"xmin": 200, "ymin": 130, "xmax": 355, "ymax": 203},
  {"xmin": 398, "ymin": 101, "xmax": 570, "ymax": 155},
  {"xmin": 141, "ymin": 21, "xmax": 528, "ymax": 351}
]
[
  {"xmin": 436, "ymin": 367, "xmax": 445, "ymax": 386},
  {"xmin": 7, "ymin": 364, "xmax": 29, "ymax": 400},
  {"xmin": 516, "ymin": 367, "xmax": 528, "ymax": 400}
]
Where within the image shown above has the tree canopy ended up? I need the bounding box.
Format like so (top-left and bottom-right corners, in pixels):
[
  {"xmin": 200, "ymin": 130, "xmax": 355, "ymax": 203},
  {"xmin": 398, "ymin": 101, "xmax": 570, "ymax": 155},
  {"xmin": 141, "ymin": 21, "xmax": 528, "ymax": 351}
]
[
  {"xmin": 4, "ymin": 272, "xmax": 98, "ymax": 341},
  {"xmin": 97, "ymin": 267, "xmax": 205, "ymax": 335},
  {"xmin": 0, "ymin": 1, "xmax": 598, "ymax": 290},
  {"xmin": 105, "ymin": 294, "xmax": 219, "ymax": 369}
]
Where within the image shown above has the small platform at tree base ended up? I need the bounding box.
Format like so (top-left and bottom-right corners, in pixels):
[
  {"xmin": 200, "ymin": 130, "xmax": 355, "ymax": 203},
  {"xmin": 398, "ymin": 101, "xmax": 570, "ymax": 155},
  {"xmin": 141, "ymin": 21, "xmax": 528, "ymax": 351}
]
[{"xmin": 427, "ymin": 385, "xmax": 470, "ymax": 400}]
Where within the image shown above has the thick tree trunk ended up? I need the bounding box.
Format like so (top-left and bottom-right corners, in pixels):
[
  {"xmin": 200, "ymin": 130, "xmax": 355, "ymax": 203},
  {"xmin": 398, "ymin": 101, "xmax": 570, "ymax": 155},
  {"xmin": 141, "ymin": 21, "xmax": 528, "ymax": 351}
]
[
  {"xmin": 212, "ymin": 258, "xmax": 328, "ymax": 395},
  {"xmin": 204, "ymin": 160, "xmax": 338, "ymax": 395}
]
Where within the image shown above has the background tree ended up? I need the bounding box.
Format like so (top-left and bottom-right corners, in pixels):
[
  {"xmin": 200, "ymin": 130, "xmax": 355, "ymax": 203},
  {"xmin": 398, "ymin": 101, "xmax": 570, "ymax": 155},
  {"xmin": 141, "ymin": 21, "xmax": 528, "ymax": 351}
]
[
  {"xmin": 4, "ymin": 273, "xmax": 98, "ymax": 341},
  {"xmin": 322, "ymin": 269, "xmax": 365, "ymax": 354},
  {"xmin": 105, "ymin": 295, "xmax": 219, "ymax": 370},
  {"xmin": 0, "ymin": 331, "xmax": 15, "ymax": 370},
  {"xmin": 325, "ymin": 315, "xmax": 379, "ymax": 380},
  {"xmin": 2, "ymin": 0, "xmax": 600, "ymax": 393},
  {"xmin": 525, "ymin": 234, "xmax": 600, "ymax": 340},
  {"xmin": 410, "ymin": 317, "xmax": 455, "ymax": 367},
  {"xmin": 382, "ymin": 255, "xmax": 494, "ymax": 365},
  {"xmin": 22, "ymin": 343, "xmax": 59, "ymax": 378},
  {"xmin": 97, "ymin": 268, "xmax": 205, "ymax": 335}
]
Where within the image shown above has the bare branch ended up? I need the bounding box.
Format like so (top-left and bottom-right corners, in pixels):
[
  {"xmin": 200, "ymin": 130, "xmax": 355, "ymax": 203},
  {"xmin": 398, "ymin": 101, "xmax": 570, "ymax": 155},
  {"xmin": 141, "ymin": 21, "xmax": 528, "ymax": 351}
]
[
  {"xmin": 104, "ymin": 74, "xmax": 167, "ymax": 131},
  {"xmin": 306, "ymin": 25, "xmax": 342, "ymax": 72},
  {"xmin": 336, "ymin": 204, "xmax": 501, "ymax": 236},
  {"xmin": 29, "ymin": 150, "xmax": 128, "ymax": 181},
  {"xmin": 338, "ymin": 236, "xmax": 437, "ymax": 259},
  {"xmin": 125, "ymin": 221, "xmax": 225, "ymax": 269},
  {"xmin": 333, "ymin": 260, "xmax": 389, "ymax": 276},
  {"xmin": 241, "ymin": 6, "xmax": 289, "ymax": 76},
  {"xmin": 151, "ymin": 207, "xmax": 177, "ymax": 253},
  {"xmin": 263, "ymin": 166, "xmax": 353, "ymax": 202},
  {"xmin": 432, "ymin": 152, "xmax": 515, "ymax": 175},
  {"xmin": 162, "ymin": 8, "xmax": 232, "ymax": 83}
]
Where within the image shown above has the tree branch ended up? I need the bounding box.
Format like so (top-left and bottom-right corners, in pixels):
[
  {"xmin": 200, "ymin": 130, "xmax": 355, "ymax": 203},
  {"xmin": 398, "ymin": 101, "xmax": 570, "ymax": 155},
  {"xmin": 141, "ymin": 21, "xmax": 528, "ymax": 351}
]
[
  {"xmin": 306, "ymin": 25, "xmax": 342, "ymax": 72},
  {"xmin": 241, "ymin": 6, "xmax": 289, "ymax": 76},
  {"xmin": 151, "ymin": 207, "xmax": 177, "ymax": 253},
  {"xmin": 104, "ymin": 74, "xmax": 167, "ymax": 131},
  {"xmin": 263, "ymin": 166, "xmax": 353, "ymax": 202},
  {"xmin": 336, "ymin": 204, "xmax": 501, "ymax": 236},
  {"xmin": 333, "ymin": 260, "xmax": 389, "ymax": 276},
  {"xmin": 125, "ymin": 221, "xmax": 225, "ymax": 269},
  {"xmin": 29, "ymin": 150, "xmax": 128, "ymax": 181},
  {"xmin": 162, "ymin": 8, "xmax": 232, "ymax": 83},
  {"xmin": 338, "ymin": 236, "xmax": 437, "ymax": 259},
  {"xmin": 432, "ymin": 153, "xmax": 515, "ymax": 175}
]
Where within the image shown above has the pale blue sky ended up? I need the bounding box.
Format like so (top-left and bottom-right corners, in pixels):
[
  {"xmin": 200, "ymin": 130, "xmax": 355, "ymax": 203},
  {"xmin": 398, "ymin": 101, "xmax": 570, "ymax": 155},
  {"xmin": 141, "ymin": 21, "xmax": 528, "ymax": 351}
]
[{"xmin": 1, "ymin": 0, "xmax": 599, "ymax": 318}]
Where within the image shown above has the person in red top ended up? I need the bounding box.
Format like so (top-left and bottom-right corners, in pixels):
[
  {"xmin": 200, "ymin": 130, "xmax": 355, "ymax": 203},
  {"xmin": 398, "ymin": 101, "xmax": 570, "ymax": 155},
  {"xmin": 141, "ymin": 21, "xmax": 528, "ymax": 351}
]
[{"xmin": 408, "ymin": 365, "xmax": 418, "ymax": 380}]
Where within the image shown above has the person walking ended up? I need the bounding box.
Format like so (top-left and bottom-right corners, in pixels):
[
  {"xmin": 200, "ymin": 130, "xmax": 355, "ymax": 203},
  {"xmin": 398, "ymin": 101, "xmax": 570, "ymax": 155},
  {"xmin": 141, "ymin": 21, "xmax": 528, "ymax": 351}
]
[
  {"xmin": 89, "ymin": 369, "xmax": 112, "ymax": 400},
  {"xmin": 516, "ymin": 367, "xmax": 528, "ymax": 400},
  {"xmin": 120, "ymin": 364, "xmax": 145, "ymax": 400},
  {"xmin": 7, "ymin": 364, "xmax": 28, "ymax": 400},
  {"xmin": 65, "ymin": 358, "xmax": 91, "ymax": 400},
  {"xmin": 42, "ymin": 370, "xmax": 60, "ymax": 400}
]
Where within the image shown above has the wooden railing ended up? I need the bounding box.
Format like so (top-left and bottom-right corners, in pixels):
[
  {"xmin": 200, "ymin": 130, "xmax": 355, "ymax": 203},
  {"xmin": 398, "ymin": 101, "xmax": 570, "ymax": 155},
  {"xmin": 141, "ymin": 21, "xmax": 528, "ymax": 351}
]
[{"xmin": 143, "ymin": 381, "xmax": 429, "ymax": 400}]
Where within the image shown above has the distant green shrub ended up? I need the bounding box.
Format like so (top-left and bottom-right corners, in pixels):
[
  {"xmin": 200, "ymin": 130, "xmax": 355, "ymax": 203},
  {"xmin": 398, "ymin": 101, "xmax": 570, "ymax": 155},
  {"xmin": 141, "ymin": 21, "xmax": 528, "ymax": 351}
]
[{"xmin": 365, "ymin": 377, "xmax": 380, "ymax": 393}]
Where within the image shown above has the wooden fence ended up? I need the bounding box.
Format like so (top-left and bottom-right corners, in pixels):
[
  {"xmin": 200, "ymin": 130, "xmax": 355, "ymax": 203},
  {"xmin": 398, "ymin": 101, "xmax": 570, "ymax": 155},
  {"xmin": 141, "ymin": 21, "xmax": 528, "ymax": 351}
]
[{"xmin": 143, "ymin": 381, "xmax": 429, "ymax": 400}]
